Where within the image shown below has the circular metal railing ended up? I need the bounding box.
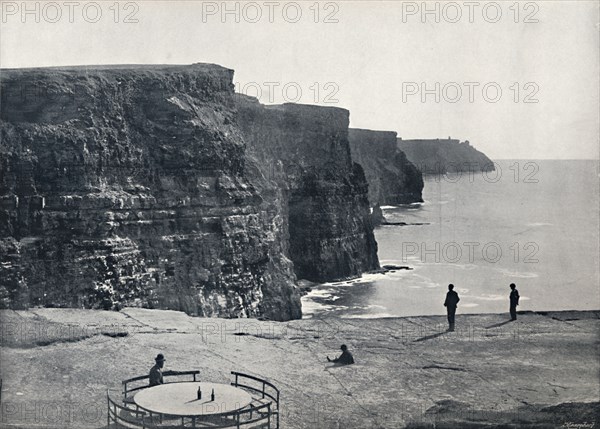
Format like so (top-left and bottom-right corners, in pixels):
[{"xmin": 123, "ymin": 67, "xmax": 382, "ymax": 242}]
[{"xmin": 107, "ymin": 370, "xmax": 279, "ymax": 428}]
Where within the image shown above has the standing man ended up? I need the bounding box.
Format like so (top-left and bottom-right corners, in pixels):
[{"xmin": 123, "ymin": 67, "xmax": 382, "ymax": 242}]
[
  {"xmin": 509, "ymin": 283, "xmax": 520, "ymax": 321},
  {"xmin": 444, "ymin": 284, "xmax": 460, "ymax": 331},
  {"xmin": 149, "ymin": 353, "xmax": 166, "ymax": 386}
]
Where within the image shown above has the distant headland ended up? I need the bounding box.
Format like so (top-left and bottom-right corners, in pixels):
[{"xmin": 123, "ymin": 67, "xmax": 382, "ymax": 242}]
[{"xmin": 398, "ymin": 137, "xmax": 494, "ymax": 174}]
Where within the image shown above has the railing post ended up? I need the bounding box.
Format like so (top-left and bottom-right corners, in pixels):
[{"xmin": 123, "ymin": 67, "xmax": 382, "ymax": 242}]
[
  {"xmin": 276, "ymin": 392, "xmax": 280, "ymax": 429},
  {"xmin": 268, "ymin": 403, "xmax": 272, "ymax": 429}
]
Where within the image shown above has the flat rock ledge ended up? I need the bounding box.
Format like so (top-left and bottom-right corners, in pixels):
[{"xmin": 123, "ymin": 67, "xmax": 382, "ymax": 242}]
[{"xmin": 0, "ymin": 308, "xmax": 598, "ymax": 428}]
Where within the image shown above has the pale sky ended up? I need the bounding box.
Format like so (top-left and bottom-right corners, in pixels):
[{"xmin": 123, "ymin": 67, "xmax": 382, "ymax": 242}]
[{"xmin": 1, "ymin": 1, "xmax": 598, "ymax": 159}]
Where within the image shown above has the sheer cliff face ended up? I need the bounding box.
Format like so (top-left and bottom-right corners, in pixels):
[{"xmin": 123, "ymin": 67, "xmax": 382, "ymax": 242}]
[
  {"xmin": 348, "ymin": 128, "xmax": 423, "ymax": 205},
  {"xmin": 397, "ymin": 138, "xmax": 494, "ymax": 174},
  {"xmin": 237, "ymin": 97, "xmax": 380, "ymax": 282},
  {"xmin": 0, "ymin": 64, "xmax": 301, "ymax": 321}
]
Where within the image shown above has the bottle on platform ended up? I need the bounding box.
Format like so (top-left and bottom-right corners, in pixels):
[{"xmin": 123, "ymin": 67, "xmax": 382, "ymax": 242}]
[
  {"xmin": 210, "ymin": 388, "xmax": 215, "ymax": 401},
  {"xmin": 197, "ymin": 386, "xmax": 202, "ymax": 400}
]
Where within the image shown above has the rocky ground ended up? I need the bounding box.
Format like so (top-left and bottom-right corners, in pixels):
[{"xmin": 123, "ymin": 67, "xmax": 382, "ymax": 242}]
[{"xmin": 0, "ymin": 308, "xmax": 598, "ymax": 428}]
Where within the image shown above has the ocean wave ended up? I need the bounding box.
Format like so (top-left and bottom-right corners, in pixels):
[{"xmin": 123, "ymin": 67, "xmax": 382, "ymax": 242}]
[
  {"xmin": 474, "ymin": 294, "xmax": 506, "ymax": 301},
  {"xmin": 322, "ymin": 271, "xmax": 387, "ymax": 287},
  {"xmin": 366, "ymin": 304, "xmax": 387, "ymax": 309},
  {"xmin": 341, "ymin": 312, "xmax": 399, "ymax": 319},
  {"xmin": 300, "ymin": 299, "xmax": 334, "ymax": 315},
  {"xmin": 495, "ymin": 268, "xmax": 539, "ymax": 279},
  {"xmin": 304, "ymin": 288, "xmax": 335, "ymax": 298},
  {"xmin": 382, "ymin": 202, "xmax": 424, "ymax": 210},
  {"xmin": 438, "ymin": 263, "xmax": 478, "ymax": 271}
]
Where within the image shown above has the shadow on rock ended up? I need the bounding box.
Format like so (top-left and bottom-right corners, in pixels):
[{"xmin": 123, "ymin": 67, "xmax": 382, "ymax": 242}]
[{"xmin": 403, "ymin": 399, "xmax": 600, "ymax": 429}]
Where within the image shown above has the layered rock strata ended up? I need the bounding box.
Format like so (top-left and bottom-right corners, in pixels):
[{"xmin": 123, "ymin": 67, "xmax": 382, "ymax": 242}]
[
  {"xmin": 348, "ymin": 128, "xmax": 423, "ymax": 205},
  {"xmin": 0, "ymin": 64, "xmax": 302, "ymax": 320},
  {"xmin": 0, "ymin": 64, "xmax": 383, "ymax": 319},
  {"xmin": 237, "ymin": 96, "xmax": 380, "ymax": 282}
]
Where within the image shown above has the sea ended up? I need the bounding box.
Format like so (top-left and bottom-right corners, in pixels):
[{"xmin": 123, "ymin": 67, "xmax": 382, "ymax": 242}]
[{"xmin": 301, "ymin": 160, "xmax": 600, "ymax": 318}]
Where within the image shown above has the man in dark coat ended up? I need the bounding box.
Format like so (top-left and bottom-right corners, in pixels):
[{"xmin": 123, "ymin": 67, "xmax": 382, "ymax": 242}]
[
  {"xmin": 327, "ymin": 344, "xmax": 355, "ymax": 365},
  {"xmin": 148, "ymin": 354, "xmax": 184, "ymax": 386},
  {"xmin": 149, "ymin": 353, "xmax": 166, "ymax": 386},
  {"xmin": 509, "ymin": 283, "xmax": 520, "ymax": 321},
  {"xmin": 444, "ymin": 284, "xmax": 460, "ymax": 331}
]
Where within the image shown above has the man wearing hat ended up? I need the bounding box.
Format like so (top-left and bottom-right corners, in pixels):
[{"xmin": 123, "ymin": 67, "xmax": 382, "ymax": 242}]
[
  {"xmin": 327, "ymin": 344, "xmax": 355, "ymax": 365},
  {"xmin": 149, "ymin": 353, "xmax": 166, "ymax": 386}
]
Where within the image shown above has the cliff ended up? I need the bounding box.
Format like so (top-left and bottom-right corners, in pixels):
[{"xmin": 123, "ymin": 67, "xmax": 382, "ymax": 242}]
[
  {"xmin": 397, "ymin": 137, "xmax": 494, "ymax": 174},
  {"xmin": 237, "ymin": 95, "xmax": 380, "ymax": 282},
  {"xmin": 0, "ymin": 64, "xmax": 301, "ymax": 321},
  {"xmin": 348, "ymin": 128, "xmax": 423, "ymax": 205}
]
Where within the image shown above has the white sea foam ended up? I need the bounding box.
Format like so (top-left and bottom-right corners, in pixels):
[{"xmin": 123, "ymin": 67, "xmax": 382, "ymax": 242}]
[
  {"xmin": 300, "ymin": 301, "xmax": 330, "ymax": 316},
  {"xmin": 321, "ymin": 271, "xmax": 388, "ymax": 287},
  {"xmin": 304, "ymin": 161, "xmax": 600, "ymax": 318},
  {"xmin": 342, "ymin": 312, "xmax": 398, "ymax": 319},
  {"xmin": 435, "ymin": 263, "xmax": 478, "ymax": 271},
  {"xmin": 475, "ymin": 294, "xmax": 506, "ymax": 301},
  {"xmin": 300, "ymin": 295, "xmax": 335, "ymax": 315},
  {"xmin": 305, "ymin": 288, "xmax": 334, "ymax": 298},
  {"xmin": 495, "ymin": 269, "xmax": 539, "ymax": 279}
]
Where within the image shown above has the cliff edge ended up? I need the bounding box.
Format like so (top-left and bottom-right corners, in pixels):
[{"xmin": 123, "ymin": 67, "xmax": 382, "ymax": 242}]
[
  {"xmin": 1, "ymin": 308, "xmax": 598, "ymax": 428},
  {"xmin": 398, "ymin": 137, "xmax": 494, "ymax": 174},
  {"xmin": 349, "ymin": 128, "xmax": 423, "ymax": 205},
  {"xmin": 0, "ymin": 64, "xmax": 301, "ymax": 320},
  {"xmin": 237, "ymin": 95, "xmax": 380, "ymax": 282}
]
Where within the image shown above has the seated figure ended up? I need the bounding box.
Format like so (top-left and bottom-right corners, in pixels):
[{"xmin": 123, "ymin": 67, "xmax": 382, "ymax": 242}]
[
  {"xmin": 327, "ymin": 344, "xmax": 355, "ymax": 365},
  {"xmin": 149, "ymin": 353, "xmax": 166, "ymax": 386}
]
